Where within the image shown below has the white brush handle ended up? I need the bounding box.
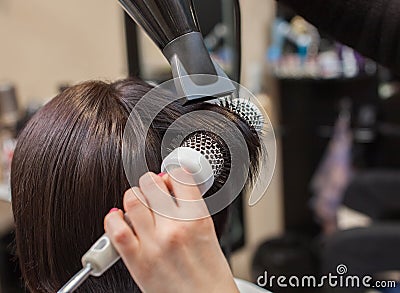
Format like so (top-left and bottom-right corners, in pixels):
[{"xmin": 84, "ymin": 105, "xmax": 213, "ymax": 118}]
[
  {"xmin": 81, "ymin": 147, "xmax": 214, "ymax": 278},
  {"xmin": 81, "ymin": 234, "xmax": 120, "ymax": 277}
]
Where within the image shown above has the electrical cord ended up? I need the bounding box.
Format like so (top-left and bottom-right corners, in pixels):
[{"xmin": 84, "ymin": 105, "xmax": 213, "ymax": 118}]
[{"xmin": 232, "ymin": 0, "xmax": 242, "ymax": 83}]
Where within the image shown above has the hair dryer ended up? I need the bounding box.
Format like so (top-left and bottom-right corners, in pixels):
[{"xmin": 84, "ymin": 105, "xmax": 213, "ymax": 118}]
[{"xmin": 118, "ymin": 0, "xmax": 236, "ymax": 104}]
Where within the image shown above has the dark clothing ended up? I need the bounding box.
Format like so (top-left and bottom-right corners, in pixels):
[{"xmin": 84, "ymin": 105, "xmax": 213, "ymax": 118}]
[{"xmin": 279, "ymin": 0, "xmax": 400, "ymax": 73}]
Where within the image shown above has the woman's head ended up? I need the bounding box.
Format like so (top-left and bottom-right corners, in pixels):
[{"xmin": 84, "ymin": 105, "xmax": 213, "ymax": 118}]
[{"xmin": 11, "ymin": 78, "xmax": 261, "ymax": 292}]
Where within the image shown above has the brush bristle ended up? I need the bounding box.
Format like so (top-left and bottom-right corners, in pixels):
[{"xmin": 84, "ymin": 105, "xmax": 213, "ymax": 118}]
[{"xmin": 215, "ymin": 97, "xmax": 265, "ymax": 133}]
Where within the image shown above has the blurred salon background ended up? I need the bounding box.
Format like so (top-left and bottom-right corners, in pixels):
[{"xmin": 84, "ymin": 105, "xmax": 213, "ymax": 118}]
[{"xmin": 1, "ymin": 0, "xmax": 400, "ymax": 292}]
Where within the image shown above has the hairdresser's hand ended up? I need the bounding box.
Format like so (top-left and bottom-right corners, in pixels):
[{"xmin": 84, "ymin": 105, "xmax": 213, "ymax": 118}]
[{"xmin": 104, "ymin": 169, "xmax": 239, "ymax": 293}]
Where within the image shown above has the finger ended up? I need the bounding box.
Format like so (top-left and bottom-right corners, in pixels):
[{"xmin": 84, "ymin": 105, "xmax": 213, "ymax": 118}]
[
  {"xmin": 163, "ymin": 169, "xmax": 210, "ymax": 220},
  {"xmin": 164, "ymin": 168, "xmax": 203, "ymax": 200},
  {"xmin": 123, "ymin": 187, "xmax": 155, "ymax": 238},
  {"xmin": 138, "ymin": 172, "xmax": 179, "ymax": 220},
  {"xmin": 104, "ymin": 209, "xmax": 139, "ymax": 260}
]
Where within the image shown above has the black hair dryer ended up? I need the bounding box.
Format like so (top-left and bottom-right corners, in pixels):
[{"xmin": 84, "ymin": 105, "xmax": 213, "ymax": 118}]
[{"xmin": 118, "ymin": 0, "xmax": 235, "ymax": 104}]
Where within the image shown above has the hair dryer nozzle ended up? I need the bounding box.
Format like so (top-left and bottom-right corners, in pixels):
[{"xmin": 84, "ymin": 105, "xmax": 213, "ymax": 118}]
[{"xmin": 164, "ymin": 32, "xmax": 235, "ymax": 104}]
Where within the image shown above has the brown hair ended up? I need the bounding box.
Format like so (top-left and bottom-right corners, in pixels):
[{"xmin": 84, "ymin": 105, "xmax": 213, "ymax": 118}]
[{"xmin": 11, "ymin": 78, "xmax": 261, "ymax": 292}]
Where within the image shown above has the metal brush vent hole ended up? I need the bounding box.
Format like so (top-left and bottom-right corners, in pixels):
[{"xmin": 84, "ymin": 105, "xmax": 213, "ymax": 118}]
[{"xmin": 180, "ymin": 132, "xmax": 225, "ymax": 176}]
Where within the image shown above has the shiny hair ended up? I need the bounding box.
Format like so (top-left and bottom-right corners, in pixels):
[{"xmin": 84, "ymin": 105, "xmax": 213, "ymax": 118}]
[{"xmin": 11, "ymin": 78, "xmax": 261, "ymax": 292}]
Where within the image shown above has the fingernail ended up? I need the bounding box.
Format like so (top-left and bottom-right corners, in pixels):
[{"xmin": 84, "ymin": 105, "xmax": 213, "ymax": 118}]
[
  {"xmin": 158, "ymin": 172, "xmax": 166, "ymax": 177},
  {"xmin": 108, "ymin": 208, "xmax": 119, "ymax": 214}
]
